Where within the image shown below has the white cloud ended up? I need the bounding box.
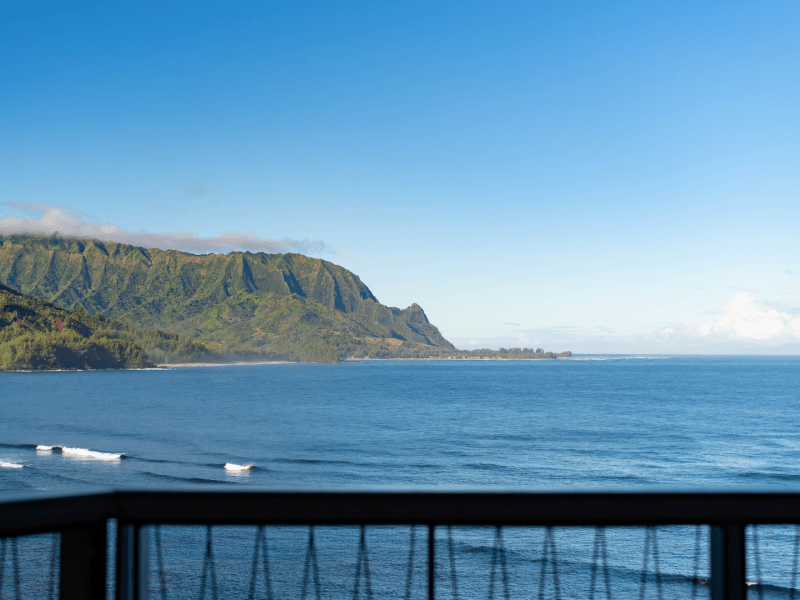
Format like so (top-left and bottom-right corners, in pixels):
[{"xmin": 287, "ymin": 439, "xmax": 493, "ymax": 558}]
[
  {"xmin": 649, "ymin": 291, "xmax": 800, "ymax": 352},
  {"xmin": 455, "ymin": 292, "xmax": 800, "ymax": 354},
  {"xmin": 695, "ymin": 291, "xmax": 800, "ymax": 341},
  {"xmin": 0, "ymin": 203, "xmax": 327, "ymax": 255}
]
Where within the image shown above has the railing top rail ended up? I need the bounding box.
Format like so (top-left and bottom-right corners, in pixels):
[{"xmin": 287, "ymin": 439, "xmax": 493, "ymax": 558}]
[
  {"xmin": 0, "ymin": 489, "xmax": 115, "ymax": 537},
  {"xmin": 113, "ymin": 490, "xmax": 800, "ymax": 526},
  {"xmin": 5, "ymin": 489, "xmax": 800, "ymax": 536}
]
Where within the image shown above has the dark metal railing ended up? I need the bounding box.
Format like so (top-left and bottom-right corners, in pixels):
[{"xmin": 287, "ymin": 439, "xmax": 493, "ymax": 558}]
[{"xmin": 2, "ymin": 490, "xmax": 800, "ymax": 600}]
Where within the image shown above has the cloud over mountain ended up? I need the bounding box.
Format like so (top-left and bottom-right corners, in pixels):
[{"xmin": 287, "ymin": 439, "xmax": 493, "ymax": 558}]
[{"xmin": 0, "ymin": 203, "xmax": 327, "ymax": 255}]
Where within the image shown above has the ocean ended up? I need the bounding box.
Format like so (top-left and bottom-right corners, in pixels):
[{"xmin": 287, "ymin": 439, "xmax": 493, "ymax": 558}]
[{"xmin": 1, "ymin": 356, "xmax": 799, "ymax": 599}]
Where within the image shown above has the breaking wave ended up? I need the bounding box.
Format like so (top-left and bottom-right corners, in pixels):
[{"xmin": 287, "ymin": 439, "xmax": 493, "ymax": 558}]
[
  {"xmin": 37, "ymin": 445, "xmax": 123, "ymax": 460},
  {"xmin": 224, "ymin": 463, "xmax": 254, "ymax": 472},
  {"xmin": 0, "ymin": 461, "xmax": 24, "ymax": 469}
]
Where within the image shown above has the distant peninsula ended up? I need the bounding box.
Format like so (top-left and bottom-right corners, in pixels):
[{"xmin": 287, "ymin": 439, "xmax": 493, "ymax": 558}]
[{"xmin": 0, "ymin": 235, "xmax": 570, "ymax": 367}]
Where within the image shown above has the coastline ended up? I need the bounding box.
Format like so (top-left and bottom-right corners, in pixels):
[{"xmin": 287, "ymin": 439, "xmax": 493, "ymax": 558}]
[
  {"xmin": 157, "ymin": 357, "xmax": 573, "ymax": 367},
  {"xmin": 348, "ymin": 356, "xmax": 574, "ymax": 361},
  {"xmin": 1, "ymin": 357, "xmax": 574, "ymax": 371},
  {"xmin": 157, "ymin": 361, "xmax": 291, "ymax": 368}
]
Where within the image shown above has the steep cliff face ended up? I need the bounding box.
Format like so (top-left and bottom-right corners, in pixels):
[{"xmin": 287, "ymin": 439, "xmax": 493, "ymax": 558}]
[
  {"xmin": 0, "ymin": 237, "xmax": 376, "ymax": 320},
  {"xmin": 0, "ymin": 235, "xmax": 455, "ymax": 357}
]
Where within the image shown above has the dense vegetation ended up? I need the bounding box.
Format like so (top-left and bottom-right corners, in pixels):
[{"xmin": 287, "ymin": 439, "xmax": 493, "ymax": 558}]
[
  {"xmin": 0, "ymin": 281, "xmax": 209, "ymax": 370},
  {"xmin": 347, "ymin": 344, "xmax": 573, "ymax": 360},
  {"xmin": 0, "ymin": 235, "xmax": 571, "ymax": 364},
  {"xmin": 445, "ymin": 347, "xmax": 572, "ymax": 359}
]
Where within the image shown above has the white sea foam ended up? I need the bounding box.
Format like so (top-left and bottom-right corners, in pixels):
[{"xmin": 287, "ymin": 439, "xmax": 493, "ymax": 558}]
[
  {"xmin": 37, "ymin": 445, "xmax": 122, "ymax": 460},
  {"xmin": 37, "ymin": 445, "xmax": 61, "ymax": 452},
  {"xmin": 0, "ymin": 461, "xmax": 24, "ymax": 469},
  {"xmin": 224, "ymin": 463, "xmax": 254, "ymax": 472},
  {"xmin": 62, "ymin": 447, "xmax": 123, "ymax": 460}
]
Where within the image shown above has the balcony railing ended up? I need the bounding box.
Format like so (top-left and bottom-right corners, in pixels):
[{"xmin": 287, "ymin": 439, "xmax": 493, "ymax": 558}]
[{"xmin": 2, "ymin": 490, "xmax": 800, "ymax": 600}]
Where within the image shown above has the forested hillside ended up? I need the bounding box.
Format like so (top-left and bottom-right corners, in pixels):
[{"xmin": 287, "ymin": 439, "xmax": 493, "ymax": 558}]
[
  {"xmin": 1, "ymin": 281, "xmax": 146, "ymax": 370},
  {"xmin": 0, "ymin": 280, "xmax": 214, "ymax": 369}
]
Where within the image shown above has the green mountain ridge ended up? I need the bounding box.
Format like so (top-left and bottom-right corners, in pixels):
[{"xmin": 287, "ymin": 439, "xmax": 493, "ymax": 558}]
[{"xmin": 0, "ymin": 235, "xmax": 455, "ymax": 362}]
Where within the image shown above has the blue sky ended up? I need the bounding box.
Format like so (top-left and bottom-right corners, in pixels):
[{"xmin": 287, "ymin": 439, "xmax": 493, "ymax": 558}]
[{"xmin": 2, "ymin": 0, "xmax": 799, "ymax": 353}]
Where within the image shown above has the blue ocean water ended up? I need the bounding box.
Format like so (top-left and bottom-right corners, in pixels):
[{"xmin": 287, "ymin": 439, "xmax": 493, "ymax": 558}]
[
  {"xmin": 1, "ymin": 356, "xmax": 799, "ymax": 599},
  {"xmin": 2, "ymin": 356, "xmax": 800, "ymax": 491}
]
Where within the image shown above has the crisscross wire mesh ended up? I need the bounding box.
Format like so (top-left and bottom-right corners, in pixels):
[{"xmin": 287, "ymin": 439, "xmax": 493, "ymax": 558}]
[
  {"xmin": 446, "ymin": 526, "xmax": 459, "ymax": 600},
  {"xmin": 154, "ymin": 525, "xmax": 169, "ymax": 600},
  {"xmin": 301, "ymin": 526, "xmax": 322, "ymax": 600},
  {"xmin": 198, "ymin": 525, "xmax": 219, "ymax": 600},
  {"xmin": 538, "ymin": 527, "xmax": 561, "ymax": 600},
  {"xmin": 589, "ymin": 527, "xmax": 612, "ymax": 600},
  {"xmin": 353, "ymin": 525, "xmax": 374, "ymax": 600},
  {"xmin": 404, "ymin": 526, "xmax": 417, "ymax": 600},
  {"xmin": 639, "ymin": 526, "xmax": 663, "ymax": 600},
  {"xmin": 248, "ymin": 526, "xmax": 274, "ymax": 600},
  {"xmin": 488, "ymin": 526, "xmax": 510, "ymax": 600}
]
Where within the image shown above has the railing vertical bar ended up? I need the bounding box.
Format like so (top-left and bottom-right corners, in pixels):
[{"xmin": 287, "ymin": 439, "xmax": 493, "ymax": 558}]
[
  {"xmin": 711, "ymin": 524, "xmax": 745, "ymax": 600},
  {"xmin": 117, "ymin": 523, "xmax": 133, "ymax": 600},
  {"xmin": 428, "ymin": 525, "xmax": 435, "ymax": 600},
  {"xmin": 117, "ymin": 523, "xmax": 150, "ymax": 600},
  {"xmin": 60, "ymin": 521, "xmax": 108, "ymax": 600}
]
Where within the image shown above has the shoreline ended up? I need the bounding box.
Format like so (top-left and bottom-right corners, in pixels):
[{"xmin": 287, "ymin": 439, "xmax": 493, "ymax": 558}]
[
  {"xmin": 348, "ymin": 356, "xmax": 572, "ymax": 360},
  {"xmin": 158, "ymin": 357, "xmax": 573, "ymax": 367},
  {"xmin": 157, "ymin": 361, "xmax": 291, "ymax": 368}
]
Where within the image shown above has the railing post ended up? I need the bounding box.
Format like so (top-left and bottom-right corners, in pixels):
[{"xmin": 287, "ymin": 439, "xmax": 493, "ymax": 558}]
[
  {"xmin": 60, "ymin": 521, "xmax": 108, "ymax": 600},
  {"xmin": 117, "ymin": 523, "xmax": 150, "ymax": 600},
  {"xmin": 428, "ymin": 524, "xmax": 435, "ymax": 600},
  {"xmin": 711, "ymin": 524, "xmax": 746, "ymax": 600}
]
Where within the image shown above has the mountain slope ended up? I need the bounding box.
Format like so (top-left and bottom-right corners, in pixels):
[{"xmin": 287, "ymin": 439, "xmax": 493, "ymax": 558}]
[
  {"xmin": 0, "ymin": 280, "xmax": 212, "ymax": 369},
  {"xmin": 0, "ymin": 235, "xmax": 454, "ymax": 361},
  {"xmin": 0, "ymin": 281, "xmax": 155, "ymax": 370}
]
